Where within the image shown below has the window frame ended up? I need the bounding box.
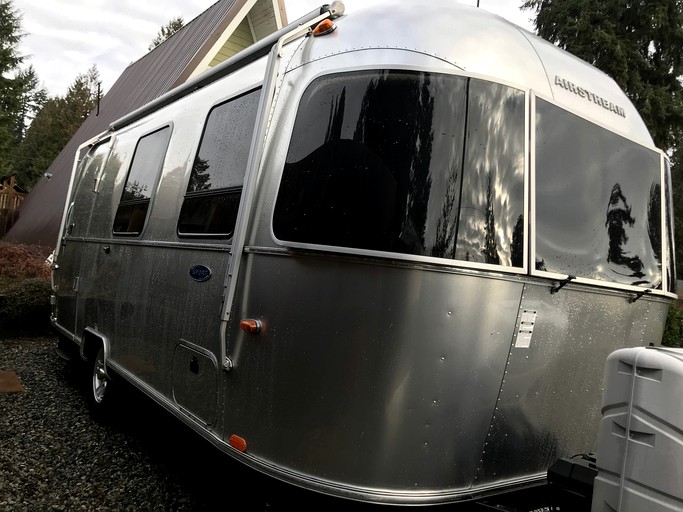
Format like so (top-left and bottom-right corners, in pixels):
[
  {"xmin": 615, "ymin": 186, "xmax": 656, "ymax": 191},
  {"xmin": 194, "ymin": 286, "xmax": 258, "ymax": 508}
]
[
  {"xmin": 529, "ymin": 90, "xmax": 671, "ymax": 296},
  {"xmin": 663, "ymin": 155, "xmax": 677, "ymax": 294},
  {"xmin": 270, "ymin": 67, "xmax": 530, "ymax": 275},
  {"xmin": 177, "ymin": 87, "xmax": 262, "ymax": 239},
  {"xmin": 112, "ymin": 124, "xmax": 172, "ymax": 237}
]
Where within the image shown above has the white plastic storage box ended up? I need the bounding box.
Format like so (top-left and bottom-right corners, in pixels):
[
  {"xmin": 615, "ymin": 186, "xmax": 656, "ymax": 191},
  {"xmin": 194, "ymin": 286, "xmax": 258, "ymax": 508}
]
[{"xmin": 592, "ymin": 346, "xmax": 683, "ymax": 512}]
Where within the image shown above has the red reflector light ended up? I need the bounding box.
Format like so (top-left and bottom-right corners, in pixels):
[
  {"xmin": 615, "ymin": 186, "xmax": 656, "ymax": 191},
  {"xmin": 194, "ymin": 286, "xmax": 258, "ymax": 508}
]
[
  {"xmin": 240, "ymin": 318, "xmax": 262, "ymax": 334},
  {"xmin": 312, "ymin": 19, "xmax": 336, "ymax": 37},
  {"xmin": 229, "ymin": 434, "xmax": 248, "ymax": 452}
]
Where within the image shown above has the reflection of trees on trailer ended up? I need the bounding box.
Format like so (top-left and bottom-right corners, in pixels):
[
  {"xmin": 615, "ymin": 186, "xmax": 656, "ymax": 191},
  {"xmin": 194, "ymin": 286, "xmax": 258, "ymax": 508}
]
[{"xmin": 50, "ymin": 1, "xmax": 677, "ymax": 508}]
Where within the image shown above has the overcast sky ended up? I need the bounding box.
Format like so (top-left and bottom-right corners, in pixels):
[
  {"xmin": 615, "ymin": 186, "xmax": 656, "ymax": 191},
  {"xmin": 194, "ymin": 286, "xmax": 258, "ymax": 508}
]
[{"xmin": 15, "ymin": 0, "xmax": 535, "ymax": 98}]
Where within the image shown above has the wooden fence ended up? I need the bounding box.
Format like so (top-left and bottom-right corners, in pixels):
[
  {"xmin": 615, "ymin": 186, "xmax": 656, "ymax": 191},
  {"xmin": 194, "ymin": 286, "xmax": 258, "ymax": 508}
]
[{"xmin": 0, "ymin": 176, "xmax": 27, "ymax": 238}]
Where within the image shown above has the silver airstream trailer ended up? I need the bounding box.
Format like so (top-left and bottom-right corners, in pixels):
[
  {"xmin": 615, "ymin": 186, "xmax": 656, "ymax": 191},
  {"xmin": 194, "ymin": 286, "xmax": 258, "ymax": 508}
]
[{"xmin": 50, "ymin": 0, "xmax": 677, "ymax": 506}]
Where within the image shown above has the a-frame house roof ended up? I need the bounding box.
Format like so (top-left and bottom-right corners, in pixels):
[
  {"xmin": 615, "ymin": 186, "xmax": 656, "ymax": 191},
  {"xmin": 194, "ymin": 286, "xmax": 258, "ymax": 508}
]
[{"xmin": 4, "ymin": 0, "xmax": 287, "ymax": 247}]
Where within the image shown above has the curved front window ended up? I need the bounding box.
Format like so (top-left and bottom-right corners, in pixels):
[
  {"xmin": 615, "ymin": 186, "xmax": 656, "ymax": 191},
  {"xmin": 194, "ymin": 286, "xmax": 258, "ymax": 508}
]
[
  {"xmin": 273, "ymin": 70, "xmax": 526, "ymax": 268},
  {"xmin": 272, "ymin": 70, "xmax": 670, "ymax": 291},
  {"xmin": 534, "ymin": 98, "xmax": 662, "ymax": 288}
]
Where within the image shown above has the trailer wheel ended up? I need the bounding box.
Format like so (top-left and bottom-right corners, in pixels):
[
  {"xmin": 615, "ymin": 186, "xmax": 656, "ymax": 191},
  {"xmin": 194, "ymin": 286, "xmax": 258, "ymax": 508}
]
[{"xmin": 86, "ymin": 346, "xmax": 112, "ymax": 414}]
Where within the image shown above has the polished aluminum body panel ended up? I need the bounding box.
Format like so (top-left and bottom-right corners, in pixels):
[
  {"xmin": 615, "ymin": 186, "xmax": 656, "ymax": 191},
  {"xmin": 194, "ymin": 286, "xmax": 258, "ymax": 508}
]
[
  {"xmin": 474, "ymin": 283, "xmax": 668, "ymax": 484},
  {"xmin": 225, "ymin": 254, "xmax": 523, "ymax": 491},
  {"xmin": 50, "ymin": 0, "xmax": 673, "ymax": 505},
  {"xmin": 222, "ymin": 256, "xmax": 669, "ymax": 498}
]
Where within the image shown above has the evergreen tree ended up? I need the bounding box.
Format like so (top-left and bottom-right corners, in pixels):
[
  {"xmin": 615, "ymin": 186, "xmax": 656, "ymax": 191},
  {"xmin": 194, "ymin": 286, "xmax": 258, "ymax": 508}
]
[
  {"xmin": 0, "ymin": 1, "xmax": 47, "ymax": 182},
  {"xmin": 13, "ymin": 97, "xmax": 64, "ymax": 187},
  {"xmin": 14, "ymin": 66, "xmax": 100, "ymax": 188},
  {"xmin": 148, "ymin": 16, "xmax": 184, "ymax": 51},
  {"xmin": 15, "ymin": 65, "xmax": 47, "ymax": 140},
  {"xmin": 60, "ymin": 65, "xmax": 100, "ymax": 129},
  {"xmin": 522, "ymin": 0, "xmax": 683, "ymax": 278},
  {"xmin": 0, "ymin": 0, "xmax": 26, "ymax": 176}
]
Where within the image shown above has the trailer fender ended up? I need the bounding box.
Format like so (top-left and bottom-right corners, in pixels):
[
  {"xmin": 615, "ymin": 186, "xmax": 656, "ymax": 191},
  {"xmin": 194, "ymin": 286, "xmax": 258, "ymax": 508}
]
[{"xmin": 80, "ymin": 327, "xmax": 112, "ymax": 380}]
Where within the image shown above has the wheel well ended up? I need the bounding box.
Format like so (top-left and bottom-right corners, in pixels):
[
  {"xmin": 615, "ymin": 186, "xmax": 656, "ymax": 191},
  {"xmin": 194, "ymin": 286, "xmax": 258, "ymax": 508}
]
[{"xmin": 81, "ymin": 329, "xmax": 107, "ymax": 362}]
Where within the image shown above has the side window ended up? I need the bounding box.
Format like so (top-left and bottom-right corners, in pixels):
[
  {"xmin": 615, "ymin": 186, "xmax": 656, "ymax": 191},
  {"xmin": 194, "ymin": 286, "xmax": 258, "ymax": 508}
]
[
  {"xmin": 177, "ymin": 88, "xmax": 261, "ymax": 237},
  {"xmin": 534, "ymin": 98, "xmax": 662, "ymax": 288},
  {"xmin": 113, "ymin": 126, "xmax": 171, "ymax": 235}
]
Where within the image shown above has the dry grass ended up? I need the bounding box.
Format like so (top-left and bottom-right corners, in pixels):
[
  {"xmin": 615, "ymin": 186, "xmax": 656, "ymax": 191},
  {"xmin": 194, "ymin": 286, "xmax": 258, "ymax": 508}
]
[{"xmin": 0, "ymin": 242, "xmax": 52, "ymax": 284}]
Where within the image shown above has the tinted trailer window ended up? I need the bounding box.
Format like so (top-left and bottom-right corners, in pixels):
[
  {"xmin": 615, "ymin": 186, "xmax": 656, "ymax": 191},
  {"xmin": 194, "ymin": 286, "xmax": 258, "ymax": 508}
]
[
  {"xmin": 534, "ymin": 98, "xmax": 663, "ymax": 288},
  {"xmin": 274, "ymin": 70, "xmax": 526, "ymax": 268}
]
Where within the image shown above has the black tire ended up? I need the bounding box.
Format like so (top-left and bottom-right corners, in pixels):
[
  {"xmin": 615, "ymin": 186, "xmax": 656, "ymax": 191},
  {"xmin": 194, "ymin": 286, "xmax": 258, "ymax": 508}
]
[{"xmin": 86, "ymin": 346, "xmax": 113, "ymax": 417}]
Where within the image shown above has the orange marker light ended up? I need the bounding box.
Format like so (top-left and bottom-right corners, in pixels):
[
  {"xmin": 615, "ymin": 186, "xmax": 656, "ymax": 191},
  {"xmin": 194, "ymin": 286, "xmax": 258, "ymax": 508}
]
[
  {"xmin": 312, "ymin": 19, "xmax": 336, "ymax": 37},
  {"xmin": 240, "ymin": 318, "xmax": 262, "ymax": 334},
  {"xmin": 229, "ymin": 434, "xmax": 248, "ymax": 452}
]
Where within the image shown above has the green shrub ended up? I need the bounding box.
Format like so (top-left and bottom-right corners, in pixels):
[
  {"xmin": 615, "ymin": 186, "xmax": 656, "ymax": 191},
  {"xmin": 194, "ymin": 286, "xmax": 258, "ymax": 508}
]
[
  {"xmin": 0, "ymin": 277, "xmax": 52, "ymax": 335},
  {"xmin": 662, "ymin": 302, "xmax": 683, "ymax": 348},
  {"xmin": 0, "ymin": 242, "xmax": 53, "ymax": 336}
]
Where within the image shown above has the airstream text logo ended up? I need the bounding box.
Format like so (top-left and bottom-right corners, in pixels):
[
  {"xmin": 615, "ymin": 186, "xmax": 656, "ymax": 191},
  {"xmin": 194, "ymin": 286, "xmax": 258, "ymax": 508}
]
[{"xmin": 554, "ymin": 75, "xmax": 626, "ymax": 118}]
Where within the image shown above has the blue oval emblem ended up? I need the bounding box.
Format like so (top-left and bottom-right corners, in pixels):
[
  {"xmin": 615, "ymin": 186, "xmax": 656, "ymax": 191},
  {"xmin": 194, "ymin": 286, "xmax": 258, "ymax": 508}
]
[{"xmin": 189, "ymin": 264, "xmax": 211, "ymax": 282}]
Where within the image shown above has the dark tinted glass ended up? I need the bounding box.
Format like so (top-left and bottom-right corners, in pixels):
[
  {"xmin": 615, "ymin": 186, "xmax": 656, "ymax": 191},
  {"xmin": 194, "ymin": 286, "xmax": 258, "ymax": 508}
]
[
  {"xmin": 114, "ymin": 126, "xmax": 171, "ymax": 235},
  {"xmin": 177, "ymin": 190, "xmax": 241, "ymax": 236},
  {"xmin": 120, "ymin": 127, "xmax": 170, "ymax": 202},
  {"xmin": 273, "ymin": 70, "xmax": 525, "ymax": 266},
  {"xmin": 112, "ymin": 203, "xmax": 149, "ymax": 234},
  {"xmin": 178, "ymin": 89, "xmax": 260, "ymax": 237},
  {"xmin": 187, "ymin": 89, "xmax": 260, "ymax": 192},
  {"xmin": 454, "ymin": 80, "xmax": 526, "ymax": 265},
  {"xmin": 535, "ymin": 98, "xmax": 662, "ymax": 288}
]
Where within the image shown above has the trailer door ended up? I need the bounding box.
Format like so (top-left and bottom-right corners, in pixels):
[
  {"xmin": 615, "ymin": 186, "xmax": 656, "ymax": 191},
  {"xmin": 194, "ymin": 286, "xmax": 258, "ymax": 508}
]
[{"xmin": 54, "ymin": 141, "xmax": 111, "ymax": 339}]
